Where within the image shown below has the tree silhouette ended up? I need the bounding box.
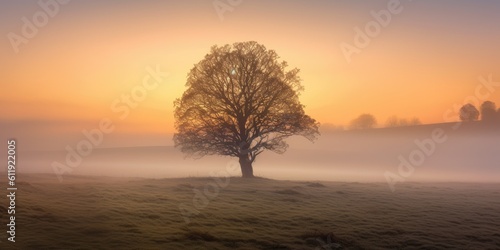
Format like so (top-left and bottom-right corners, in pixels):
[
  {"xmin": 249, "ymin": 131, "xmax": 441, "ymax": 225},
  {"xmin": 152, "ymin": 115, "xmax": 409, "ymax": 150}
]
[
  {"xmin": 459, "ymin": 103, "xmax": 479, "ymax": 122},
  {"xmin": 349, "ymin": 114, "xmax": 377, "ymax": 130},
  {"xmin": 385, "ymin": 116, "xmax": 399, "ymax": 128},
  {"xmin": 174, "ymin": 41, "xmax": 319, "ymax": 178},
  {"xmin": 385, "ymin": 116, "xmax": 421, "ymax": 128},
  {"xmin": 409, "ymin": 117, "xmax": 422, "ymax": 126},
  {"xmin": 480, "ymin": 101, "xmax": 497, "ymax": 122}
]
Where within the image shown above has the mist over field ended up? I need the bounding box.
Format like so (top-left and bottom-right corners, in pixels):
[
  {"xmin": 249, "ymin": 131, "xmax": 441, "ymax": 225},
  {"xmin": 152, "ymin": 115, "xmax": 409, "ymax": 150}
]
[{"xmin": 10, "ymin": 122, "xmax": 500, "ymax": 184}]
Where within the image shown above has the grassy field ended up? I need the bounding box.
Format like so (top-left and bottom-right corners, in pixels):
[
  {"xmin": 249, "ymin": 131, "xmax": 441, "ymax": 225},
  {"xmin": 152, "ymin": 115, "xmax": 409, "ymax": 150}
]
[{"xmin": 2, "ymin": 174, "xmax": 500, "ymax": 249}]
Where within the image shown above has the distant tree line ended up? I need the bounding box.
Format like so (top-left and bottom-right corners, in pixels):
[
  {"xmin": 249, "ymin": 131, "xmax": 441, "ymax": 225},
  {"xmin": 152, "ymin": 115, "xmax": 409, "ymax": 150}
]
[
  {"xmin": 321, "ymin": 114, "xmax": 422, "ymax": 132},
  {"xmin": 385, "ymin": 116, "xmax": 422, "ymax": 128},
  {"xmin": 321, "ymin": 100, "xmax": 499, "ymax": 132},
  {"xmin": 347, "ymin": 114, "xmax": 422, "ymax": 130},
  {"xmin": 349, "ymin": 114, "xmax": 377, "ymax": 130},
  {"xmin": 459, "ymin": 100, "xmax": 500, "ymax": 123}
]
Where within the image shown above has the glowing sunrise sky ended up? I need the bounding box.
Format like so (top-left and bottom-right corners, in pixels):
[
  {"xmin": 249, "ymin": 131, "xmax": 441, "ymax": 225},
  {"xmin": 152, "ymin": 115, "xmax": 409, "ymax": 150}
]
[{"xmin": 2, "ymin": 0, "xmax": 500, "ymax": 149}]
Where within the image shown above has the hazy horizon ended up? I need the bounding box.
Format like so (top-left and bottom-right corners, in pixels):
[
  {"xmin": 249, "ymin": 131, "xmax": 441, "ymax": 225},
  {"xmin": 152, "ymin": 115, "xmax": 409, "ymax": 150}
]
[{"xmin": 5, "ymin": 122, "xmax": 498, "ymax": 183}]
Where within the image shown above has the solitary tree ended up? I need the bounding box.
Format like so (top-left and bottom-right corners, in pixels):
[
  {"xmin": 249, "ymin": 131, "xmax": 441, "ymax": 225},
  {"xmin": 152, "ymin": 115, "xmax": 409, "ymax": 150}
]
[
  {"xmin": 349, "ymin": 114, "xmax": 377, "ymax": 130},
  {"xmin": 459, "ymin": 103, "xmax": 479, "ymax": 122},
  {"xmin": 174, "ymin": 41, "xmax": 319, "ymax": 178},
  {"xmin": 480, "ymin": 101, "xmax": 497, "ymax": 122}
]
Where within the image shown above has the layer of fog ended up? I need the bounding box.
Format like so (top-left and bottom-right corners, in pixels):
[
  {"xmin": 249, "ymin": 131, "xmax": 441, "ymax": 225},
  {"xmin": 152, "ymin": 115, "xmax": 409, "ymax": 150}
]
[{"xmin": 8, "ymin": 123, "xmax": 500, "ymax": 183}]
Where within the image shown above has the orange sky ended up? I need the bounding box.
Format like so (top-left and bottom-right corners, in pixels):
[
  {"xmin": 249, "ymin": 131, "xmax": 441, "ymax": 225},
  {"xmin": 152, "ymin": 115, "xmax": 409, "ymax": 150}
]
[{"xmin": 2, "ymin": 0, "xmax": 500, "ymax": 149}]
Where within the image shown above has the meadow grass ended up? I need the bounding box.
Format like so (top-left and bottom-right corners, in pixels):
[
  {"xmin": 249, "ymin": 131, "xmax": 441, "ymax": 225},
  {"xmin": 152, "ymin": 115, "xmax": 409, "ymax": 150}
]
[{"xmin": 2, "ymin": 174, "xmax": 500, "ymax": 249}]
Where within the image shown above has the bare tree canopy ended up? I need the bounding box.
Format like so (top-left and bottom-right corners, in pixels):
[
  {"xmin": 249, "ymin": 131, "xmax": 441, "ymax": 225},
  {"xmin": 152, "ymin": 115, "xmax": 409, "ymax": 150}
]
[
  {"xmin": 174, "ymin": 41, "xmax": 319, "ymax": 178},
  {"xmin": 459, "ymin": 103, "xmax": 479, "ymax": 122}
]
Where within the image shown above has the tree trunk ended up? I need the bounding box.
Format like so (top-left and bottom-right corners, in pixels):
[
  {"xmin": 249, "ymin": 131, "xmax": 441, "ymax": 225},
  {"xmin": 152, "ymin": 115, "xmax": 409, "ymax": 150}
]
[{"xmin": 239, "ymin": 155, "xmax": 254, "ymax": 178}]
